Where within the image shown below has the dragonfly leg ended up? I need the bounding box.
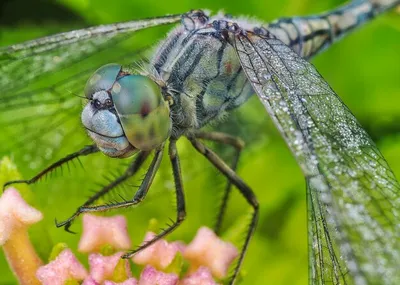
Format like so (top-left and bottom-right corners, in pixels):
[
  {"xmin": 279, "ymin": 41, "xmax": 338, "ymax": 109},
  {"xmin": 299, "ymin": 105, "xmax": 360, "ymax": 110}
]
[
  {"xmin": 3, "ymin": 144, "xmax": 99, "ymax": 190},
  {"xmin": 187, "ymin": 136, "xmax": 258, "ymax": 285},
  {"xmin": 55, "ymin": 147, "xmax": 164, "ymax": 232},
  {"xmin": 122, "ymin": 139, "xmax": 186, "ymax": 259},
  {"xmin": 54, "ymin": 151, "xmax": 150, "ymax": 233},
  {"xmin": 193, "ymin": 130, "xmax": 245, "ymax": 235}
]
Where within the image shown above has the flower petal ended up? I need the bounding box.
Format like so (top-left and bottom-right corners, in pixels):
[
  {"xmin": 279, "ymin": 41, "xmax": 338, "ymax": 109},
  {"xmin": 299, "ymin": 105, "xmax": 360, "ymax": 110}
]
[
  {"xmin": 138, "ymin": 265, "xmax": 178, "ymax": 285},
  {"xmin": 0, "ymin": 188, "xmax": 43, "ymax": 285},
  {"xmin": 179, "ymin": 266, "xmax": 218, "ymax": 285},
  {"xmin": 82, "ymin": 276, "xmax": 100, "ymax": 285},
  {"xmin": 89, "ymin": 252, "xmax": 131, "ymax": 283},
  {"xmin": 0, "ymin": 188, "xmax": 42, "ymax": 245},
  {"xmin": 78, "ymin": 214, "xmax": 131, "ymax": 253},
  {"xmin": 36, "ymin": 249, "xmax": 88, "ymax": 285},
  {"xmin": 132, "ymin": 232, "xmax": 185, "ymax": 270},
  {"xmin": 183, "ymin": 227, "xmax": 238, "ymax": 279}
]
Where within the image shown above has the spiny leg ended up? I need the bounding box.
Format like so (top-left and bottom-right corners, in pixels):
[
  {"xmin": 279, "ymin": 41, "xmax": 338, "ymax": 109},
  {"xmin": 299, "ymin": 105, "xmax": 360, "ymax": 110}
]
[
  {"xmin": 56, "ymin": 147, "xmax": 164, "ymax": 231},
  {"xmin": 55, "ymin": 151, "xmax": 150, "ymax": 232},
  {"xmin": 188, "ymin": 136, "xmax": 258, "ymax": 285},
  {"xmin": 3, "ymin": 145, "xmax": 99, "ymax": 190},
  {"xmin": 193, "ymin": 130, "xmax": 244, "ymax": 235},
  {"xmin": 81, "ymin": 151, "xmax": 150, "ymax": 207},
  {"xmin": 122, "ymin": 139, "xmax": 186, "ymax": 258}
]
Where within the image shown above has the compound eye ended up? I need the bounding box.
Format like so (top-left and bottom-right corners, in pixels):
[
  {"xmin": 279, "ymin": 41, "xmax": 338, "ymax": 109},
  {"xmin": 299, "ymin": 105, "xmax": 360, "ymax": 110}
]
[
  {"xmin": 93, "ymin": 99, "xmax": 102, "ymax": 109},
  {"xmin": 85, "ymin": 63, "xmax": 122, "ymax": 98},
  {"xmin": 105, "ymin": 98, "xmax": 113, "ymax": 108},
  {"xmin": 111, "ymin": 75, "xmax": 171, "ymax": 150}
]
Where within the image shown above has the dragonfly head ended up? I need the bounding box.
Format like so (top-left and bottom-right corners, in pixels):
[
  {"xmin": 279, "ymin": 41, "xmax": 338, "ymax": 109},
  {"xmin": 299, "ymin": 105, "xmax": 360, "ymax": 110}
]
[{"xmin": 82, "ymin": 64, "xmax": 171, "ymax": 158}]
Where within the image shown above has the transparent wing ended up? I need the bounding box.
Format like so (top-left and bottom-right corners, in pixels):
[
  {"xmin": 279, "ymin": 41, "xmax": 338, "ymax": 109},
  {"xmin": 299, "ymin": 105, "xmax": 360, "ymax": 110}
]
[
  {"xmin": 232, "ymin": 30, "xmax": 400, "ymax": 284},
  {"xmin": 0, "ymin": 14, "xmax": 181, "ymax": 170},
  {"xmin": 0, "ymin": 14, "xmax": 181, "ymax": 92}
]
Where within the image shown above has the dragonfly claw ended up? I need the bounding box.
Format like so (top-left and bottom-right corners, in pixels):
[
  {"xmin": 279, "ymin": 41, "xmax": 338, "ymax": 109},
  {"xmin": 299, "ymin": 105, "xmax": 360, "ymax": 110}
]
[{"xmin": 54, "ymin": 218, "xmax": 76, "ymax": 234}]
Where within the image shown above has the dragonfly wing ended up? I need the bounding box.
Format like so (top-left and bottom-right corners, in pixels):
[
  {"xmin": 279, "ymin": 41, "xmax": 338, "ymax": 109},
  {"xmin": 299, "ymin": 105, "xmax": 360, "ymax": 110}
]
[
  {"xmin": 232, "ymin": 30, "xmax": 400, "ymax": 284},
  {"xmin": 0, "ymin": 14, "xmax": 181, "ymax": 168},
  {"xmin": 0, "ymin": 48, "xmax": 154, "ymax": 167},
  {"xmin": 0, "ymin": 14, "xmax": 181, "ymax": 92}
]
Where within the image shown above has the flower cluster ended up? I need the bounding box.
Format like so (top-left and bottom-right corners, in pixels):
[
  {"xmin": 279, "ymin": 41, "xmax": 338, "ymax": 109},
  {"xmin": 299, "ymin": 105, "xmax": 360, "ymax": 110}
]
[{"xmin": 0, "ymin": 186, "xmax": 239, "ymax": 285}]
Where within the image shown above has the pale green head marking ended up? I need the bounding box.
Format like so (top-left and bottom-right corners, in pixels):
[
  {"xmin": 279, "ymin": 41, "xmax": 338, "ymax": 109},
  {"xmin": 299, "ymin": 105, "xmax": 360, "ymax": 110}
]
[
  {"xmin": 84, "ymin": 63, "xmax": 121, "ymax": 98},
  {"xmin": 111, "ymin": 74, "xmax": 171, "ymax": 151}
]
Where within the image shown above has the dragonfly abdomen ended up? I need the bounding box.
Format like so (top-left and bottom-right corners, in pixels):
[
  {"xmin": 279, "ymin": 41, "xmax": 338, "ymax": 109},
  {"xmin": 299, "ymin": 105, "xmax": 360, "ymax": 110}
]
[{"xmin": 266, "ymin": 0, "xmax": 400, "ymax": 59}]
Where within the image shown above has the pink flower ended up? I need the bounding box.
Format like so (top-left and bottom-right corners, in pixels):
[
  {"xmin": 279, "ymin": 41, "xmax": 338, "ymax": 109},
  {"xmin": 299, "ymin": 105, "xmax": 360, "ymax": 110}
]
[
  {"xmin": 183, "ymin": 227, "xmax": 238, "ymax": 279},
  {"xmin": 88, "ymin": 252, "xmax": 131, "ymax": 283},
  {"xmin": 36, "ymin": 248, "xmax": 88, "ymax": 285},
  {"xmin": 132, "ymin": 231, "xmax": 185, "ymax": 270},
  {"xmin": 0, "ymin": 188, "xmax": 43, "ymax": 244},
  {"xmin": 0, "ymin": 187, "xmax": 43, "ymax": 285},
  {"xmin": 78, "ymin": 214, "xmax": 131, "ymax": 253},
  {"xmin": 138, "ymin": 265, "xmax": 179, "ymax": 285},
  {"xmin": 0, "ymin": 185, "xmax": 237, "ymax": 284},
  {"xmin": 179, "ymin": 266, "xmax": 218, "ymax": 285}
]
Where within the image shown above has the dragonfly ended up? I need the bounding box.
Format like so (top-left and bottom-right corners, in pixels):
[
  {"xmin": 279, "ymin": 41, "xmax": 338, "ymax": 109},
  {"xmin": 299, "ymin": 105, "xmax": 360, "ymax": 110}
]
[{"xmin": 1, "ymin": 0, "xmax": 400, "ymax": 284}]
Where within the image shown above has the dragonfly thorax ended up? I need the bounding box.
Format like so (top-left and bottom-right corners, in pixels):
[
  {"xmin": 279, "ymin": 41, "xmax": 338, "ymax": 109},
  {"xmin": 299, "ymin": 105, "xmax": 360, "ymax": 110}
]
[{"xmin": 151, "ymin": 14, "xmax": 254, "ymax": 137}]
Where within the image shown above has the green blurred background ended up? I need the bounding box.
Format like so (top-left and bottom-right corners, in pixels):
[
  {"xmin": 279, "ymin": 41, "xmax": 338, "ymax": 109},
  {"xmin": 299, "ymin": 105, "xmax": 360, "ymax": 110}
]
[{"xmin": 0, "ymin": 0, "xmax": 399, "ymax": 284}]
